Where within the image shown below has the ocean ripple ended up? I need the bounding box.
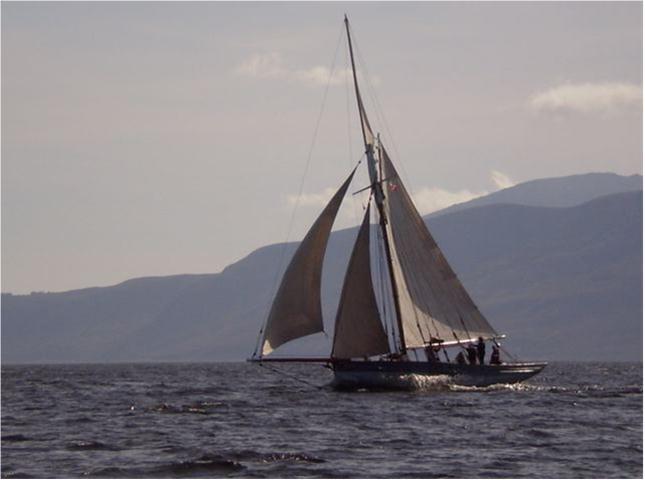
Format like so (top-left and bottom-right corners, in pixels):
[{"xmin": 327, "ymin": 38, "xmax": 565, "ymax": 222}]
[{"xmin": 1, "ymin": 361, "xmax": 641, "ymax": 478}]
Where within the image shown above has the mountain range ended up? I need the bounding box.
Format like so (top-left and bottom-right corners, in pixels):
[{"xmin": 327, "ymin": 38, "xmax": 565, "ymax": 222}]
[{"xmin": 2, "ymin": 172, "xmax": 642, "ymax": 363}]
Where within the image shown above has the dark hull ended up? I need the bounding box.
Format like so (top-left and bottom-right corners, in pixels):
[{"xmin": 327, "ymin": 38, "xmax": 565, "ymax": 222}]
[{"xmin": 331, "ymin": 360, "xmax": 547, "ymax": 390}]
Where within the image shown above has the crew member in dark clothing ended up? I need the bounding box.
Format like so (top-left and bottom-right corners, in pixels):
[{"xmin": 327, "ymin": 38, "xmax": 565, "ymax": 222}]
[
  {"xmin": 455, "ymin": 351, "xmax": 466, "ymax": 365},
  {"xmin": 425, "ymin": 345, "xmax": 439, "ymax": 363},
  {"xmin": 490, "ymin": 345, "xmax": 501, "ymax": 365},
  {"xmin": 466, "ymin": 344, "xmax": 477, "ymax": 365},
  {"xmin": 477, "ymin": 336, "xmax": 486, "ymax": 365}
]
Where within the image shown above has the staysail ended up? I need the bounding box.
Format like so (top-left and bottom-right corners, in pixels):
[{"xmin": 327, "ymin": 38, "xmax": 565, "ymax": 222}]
[
  {"xmin": 332, "ymin": 205, "xmax": 390, "ymax": 359},
  {"xmin": 380, "ymin": 147, "xmax": 499, "ymax": 348},
  {"xmin": 261, "ymin": 169, "xmax": 356, "ymax": 355}
]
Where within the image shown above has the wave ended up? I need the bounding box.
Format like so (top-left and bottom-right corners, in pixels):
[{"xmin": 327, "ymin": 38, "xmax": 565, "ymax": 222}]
[
  {"xmin": 206, "ymin": 448, "xmax": 327, "ymax": 465},
  {"xmin": 1, "ymin": 469, "xmax": 34, "ymax": 478},
  {"xmin": 66, "ymin": 440, "xmax": 120, "ymax": 451},
  {"xmin": 86, "ymin": 455, "xmax": 245, "ymax": 478},
  {"xmin": 157, "ymin": 455, "xmax": 245, "ymax": 476},
  {"xmin": 66, "ymin": 416, "xmax": 95, "ymax": 424},
  {"xmin": 444, "ymin": 383, "xmax": 644, "ymax": 396},
  {"xmin": 1, "ymin": 434, "xmax": 30, "ymax": 442},
  {"xmin": 257, "ymin": 452, "xmax": 325, "ymax": 464},
  {"xmin": 408, "ymin": 374, "xmax": 455, "ymax": 391},
  {"xmin": 448, "ymin": 382, "xmax": 543, "ymax": 392},
  {"xmin": 83, "ymin": 449, "xmax": 324, "ymax": 478},
  {"xmin": 144, "ymin": 402, "xmax": 221, "ymax": 415}
]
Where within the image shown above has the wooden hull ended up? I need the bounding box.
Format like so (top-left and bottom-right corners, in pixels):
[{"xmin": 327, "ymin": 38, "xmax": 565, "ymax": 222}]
[{"xmin": 331, "ymin": 360, "xmax": 547, "ymax": 390}]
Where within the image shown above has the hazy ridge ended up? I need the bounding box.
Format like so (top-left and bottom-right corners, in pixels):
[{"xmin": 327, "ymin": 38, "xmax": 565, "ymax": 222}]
[
  {"xmin": 430, "ymin": 172, "xmax": 642, "ymax": 216},
  {"xmin": 2, "ymin": 173, "xmax": 642, "ymax": 363}
]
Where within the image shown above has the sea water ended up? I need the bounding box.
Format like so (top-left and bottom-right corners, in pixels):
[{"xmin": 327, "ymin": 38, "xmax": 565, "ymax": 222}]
[{"xmin": 1, "ymin": 361, "xmax": 641, "ymax": 478}]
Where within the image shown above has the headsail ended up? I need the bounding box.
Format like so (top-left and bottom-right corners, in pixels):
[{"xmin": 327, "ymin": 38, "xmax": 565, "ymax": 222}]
[
  {"xmin": 261, "ymin": 169, "xmax": 356, "ymax": 355},
  {"xmin": 332, "ymin": 204, "xmax": 390, "ymax": 359},
  {"xmin": 380, "ymin": 147, "xmax": 499, "ymax": 348}
]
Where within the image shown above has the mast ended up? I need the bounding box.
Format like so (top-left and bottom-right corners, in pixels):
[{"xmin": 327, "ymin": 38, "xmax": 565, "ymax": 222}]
[
  {"xmin": 344, "ymin": 15, "xmax": 407, "ymax": 355},
  {"xmin": 345, "ymin": 15, "xmax": 369, "ymax": 148}
]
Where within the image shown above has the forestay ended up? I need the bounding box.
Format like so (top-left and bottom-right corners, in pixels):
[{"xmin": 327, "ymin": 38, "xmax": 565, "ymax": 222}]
[
  {"xmin": 381, "ymin": 148, "xmax": 499, "ymax": 348},
  {"xmin": 261, "ymin": 169, "xmax": 356, "ymax": 355},
  {"xmin": 332, "ymin": 205, "xmax": 390, "ymax": 359}
]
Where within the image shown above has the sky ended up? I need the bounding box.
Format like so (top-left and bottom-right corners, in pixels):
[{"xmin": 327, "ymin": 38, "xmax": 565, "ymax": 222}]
[{"xmin": 2, "ymin": 1, "xmax": 642, "ymax": 294}]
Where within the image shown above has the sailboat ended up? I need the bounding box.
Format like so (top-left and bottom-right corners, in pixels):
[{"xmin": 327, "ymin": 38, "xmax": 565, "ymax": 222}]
[{"xmin": 250, "ymin": 16, "xmax": 547, "ymax": 390}]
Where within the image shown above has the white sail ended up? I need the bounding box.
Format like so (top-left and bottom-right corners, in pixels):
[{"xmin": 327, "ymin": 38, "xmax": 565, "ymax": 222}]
[
  {"xmin": 332, "ymin": 205, "xmax": 390, "ymax": 359},
  {"xmin": 261, "ymin": 169, "xmax": 356, "ymax": 355},
  {"xmin": 381, "ymin": 148, "xmax": 499, "ymax": 348}
]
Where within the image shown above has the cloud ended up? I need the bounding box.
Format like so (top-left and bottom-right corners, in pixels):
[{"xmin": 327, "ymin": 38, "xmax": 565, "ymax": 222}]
[
  {"xmin": 411, "ymin": 169, "xmax": 516, "ymax": 215},
  {"xmin": 295, "ymin": 65, "xmax": 350, "ymax": 87},
  {"xmin": 286, "ymin": 185, "xmax": 474, "ymax": 215},
  {"xmin": 286, "ymin": 187, "xmax": 336, "ymax": 208},
  {"xmin": 529, "ymin": 82, "xmax": 642, "ymax": 114},
  {"xmin": 235, "ymin": 52, "xmax": 374, "ymax": 87},
  {"xmin": 234, "ymin": 52, "xmax": 286, "ymax": 79},
  {"xmin": 284, "ymin": 186, "xmax": 367, "ymax": 234},
  {"xmin": 490, "ymin": 170, "xmax": 515, "ymax": 189},
  {"xmin": 412, "ymin": 187, "xmax": 485, "ymax": 216},
  {"xmin": 286, "ymin": 169, "xmax": 514, "ymax": 217}
]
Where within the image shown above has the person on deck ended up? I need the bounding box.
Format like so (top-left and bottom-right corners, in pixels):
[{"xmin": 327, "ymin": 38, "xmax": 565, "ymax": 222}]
[
  {"xmin": 490, "ymin": 345, "xmax": 501, "ymax": 365},
  {"xmin": 455, "ymin": 351, "xmax": 466, "ymax": 365},
  {"xmin": 477, "ymin": 337, "xmax": 486, "ymax": 365},
  {"xmin": 425, "ymin": 345, "xmax": 440, "ymax": 363},
  {"xmin": 466, "ymin": 344, "xmax": 477, "ymax": 365}
]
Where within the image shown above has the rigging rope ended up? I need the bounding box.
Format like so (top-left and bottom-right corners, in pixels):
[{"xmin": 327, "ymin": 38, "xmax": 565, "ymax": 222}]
[
  {"xmin": 254, "ymin": 23, "xmax": 346, "ymax": 358},
  {"xmin": 349, "ymin": 26, "xmax": 414, "ymax": 190},
  {"xmin": 344, "ymin": 38, "xmax": 361, "ymax": 225},
  {"xmin": 496, "ymin": 340, "xmax": 519, "ymax": 363}
]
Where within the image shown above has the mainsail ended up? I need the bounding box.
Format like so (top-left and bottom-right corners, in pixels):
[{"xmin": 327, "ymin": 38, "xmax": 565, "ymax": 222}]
[
  {"xmin": 380, "ymin": 147, "xmax": 499, "ymax": 348},
  {"xmin": 261, "ymin": 169, "xmax": 355, "ymax": 355},
  {"xmin": 332, "ymin": 205, "xmax": 390, "ymax": 359}
]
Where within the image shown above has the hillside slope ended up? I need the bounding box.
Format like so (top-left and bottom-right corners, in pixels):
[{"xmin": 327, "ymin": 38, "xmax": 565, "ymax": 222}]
[
  {"xmin": 432, "ymin": 172, "xmax": 642, "ymax": 217},
  {"xmin": 2, "ymin": 190, "xmax": 641, "ymax": 363}
]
